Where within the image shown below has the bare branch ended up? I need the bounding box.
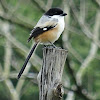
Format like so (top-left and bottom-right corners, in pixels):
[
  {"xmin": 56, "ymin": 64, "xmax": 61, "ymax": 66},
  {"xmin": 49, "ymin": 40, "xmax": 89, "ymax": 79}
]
[
  {"xmin": 0, "ymin": 25, "xmax": 42, "ymax": 70},
  {"xmin": 0, "ymin": 12, "xmax": 33, "ymax": 30},
  {"xmin": 96, "ymin": 0, "xmax": 100, "ymax": 6},
  {"xmin": 65, "ymin": 42, "xmax": 83, "ymax": 63},
  {"xmin": 0, "ymin": 63, "xmax": 3, "ymax": 81},
  {"xmin": 0, "ymin": 0, "xmax": 18, "ymax": 12},
  {"xmin": 95, "ymin": 54, "xmax": 100, "ymax": 60},
  {"xmin": 2, "ymin": 23, "xmax": 12, "ymax": 78},
  {"xmin": 66, "ymin": 25, "xmax": 82, "ymax": 35},
  {"xmin": 31, "ymin": 0, "xmax": 48, "ymax": 12},
  {"xmin": 1, "ymin": 23, "xmax": 20, "ymax": 100},
  {"xmin": 69, "ymin": 0, "xmax": 100, "ymax": 49},
  {"xmin": 0, "ymin": 0, "xmax": 35, "ymax": 30},
  {"xmin": 0, "ymin": 0, "xmax": 8, "ymax": 12},
  {"xmin": 65, "ymin": 91, "xmax": 74, "ymax": 100},
  {"xmin": 80, "ymin": 0, "xmax": 86, "ymax": 23},
  {"xmin": 91, "ymin": 0, "xmax": 100, "ymax": 7},
  {"xmin": 0, "ymin": 63, "xmax": 3, "ymax": 73},
  {"xmin": 62, "ymin": 1, "xmax": 83, "ymax": 63},
  {"xmin": 62, "ymin": 2, "xmax": 93, "ymax": 100},
  {"xmin": 69, "ymin": 0, "xmax": 93, "ymax": 38},
  {"xmin": 46, "ymin": 0, "xmax": 53, "ymax": 9},
  {"xmin": 76, "ymin": 10, "xmax": 100, "ymax": 85},
  {"xmin": 5, "ymin": 79, "xmax": 19, "ymax": 100}
]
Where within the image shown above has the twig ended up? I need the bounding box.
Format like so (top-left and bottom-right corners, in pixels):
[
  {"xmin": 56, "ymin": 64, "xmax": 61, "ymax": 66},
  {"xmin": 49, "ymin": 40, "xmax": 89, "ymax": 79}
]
[
  {"xmin": 31, "ymin": 0, "xmax": 48, "ymax": 12},
  {"xmin": 0, "ymin": 12, "xmax": 33, "ymax": 30},
  {"xmin": 2, "ymin": 23, "xmax": 19, "ymax": 100},
  {"xmin": 92, "ymin": 0, "xmax": 100, "ymax": 7},
  {"xmin": 3, "ymin": 24, "xmax": 12, "ymax": 78},
  {"xmin": 0, "ymin": 0, "xmax": 35, "ymax": 29},
  {"xmin": 0, "ymin": 26, "xmax": 42, "ymax": 70},
  {"xmin": 69, "ymin": 0, "xmax": 93, "ymax": 39},
  {"xmin": 4, "ymin": 79, "xmax": 19, "ymax": 100},
  {"xmin": 65, "ymin": 58, "xmax": 93, "ymax": 100},
  {"xmin": 0, "ymin": 63, "xmax": 3, "ymax": 81},
  {"xmin": 0, "ymin": 0, "xmax": 19, "ymax": 12},
  {"xmin": 65, "ymin": 91, "xmax": 74, "ymax": 100},
  {"xmin": 62, "ymin": 2, "xmax": 83, "ymax": 63},
  {"xmin": 96, "ymin": 0, "xmax": 100, "ymax": 6},
  {"xmin": 76, "ymin": 10, "xmax": 100, "ymax": 85},
  {"xmin": 0, "ymin": 63, "xmax": 3, "ymax": 73},
  {"xmin": 46, "ymin": 0, "xmax": 53, "ymax": 9},
  {"xmin": 0, "ymin": 0, "xmax": 8, "ymax": 12},
  {"xmin": 69, "ymin": 0, "xmax": 100, "ymax": 49},
  {"xmin": 65, "ymin": 42, "xmax": 83, "ymax": 63},
  {"xmin": 80, "ymin": 0, "xmax": 85, "ymax": 23}
]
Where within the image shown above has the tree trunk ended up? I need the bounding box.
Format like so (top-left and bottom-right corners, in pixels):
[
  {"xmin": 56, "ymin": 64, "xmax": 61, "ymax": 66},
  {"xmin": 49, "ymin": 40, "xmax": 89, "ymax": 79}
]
[{"xmin": 37, "ymin": 47, "xmax": 68, "ymax": 100}]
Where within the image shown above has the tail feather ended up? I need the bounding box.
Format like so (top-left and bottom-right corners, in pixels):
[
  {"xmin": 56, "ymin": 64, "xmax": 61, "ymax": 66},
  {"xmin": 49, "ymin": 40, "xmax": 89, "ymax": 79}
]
[
  {"xmin": 27, "ymin": 35, "xmax": 33, "ymax": 42},
  {"xmin": 18, "ymin": 42, "xmax": 39, "ymax": 79}
]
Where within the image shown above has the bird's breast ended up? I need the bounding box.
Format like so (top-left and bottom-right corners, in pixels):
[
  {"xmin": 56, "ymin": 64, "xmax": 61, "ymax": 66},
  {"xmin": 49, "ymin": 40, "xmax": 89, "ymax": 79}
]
[
  {"xmin": 35, "ymin": 18, "xmax": 65, "ymax": 44},
  {"xmin": 57, "ymin": 18, "xmax": 65, "ymax": 39}
]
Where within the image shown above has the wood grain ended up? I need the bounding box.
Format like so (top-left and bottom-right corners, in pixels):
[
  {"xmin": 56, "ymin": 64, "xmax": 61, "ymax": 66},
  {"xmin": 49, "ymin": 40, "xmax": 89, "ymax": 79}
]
[{"xmin": 37, "ymin": 47, "xmax": 68, "ymax": 100}]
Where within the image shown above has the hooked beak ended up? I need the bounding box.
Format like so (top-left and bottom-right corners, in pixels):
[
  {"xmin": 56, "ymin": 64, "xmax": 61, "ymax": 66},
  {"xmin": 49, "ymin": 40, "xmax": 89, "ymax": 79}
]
[{"xmin": 61, "ymin": 13, "xmax": 67, "ymax": 16}]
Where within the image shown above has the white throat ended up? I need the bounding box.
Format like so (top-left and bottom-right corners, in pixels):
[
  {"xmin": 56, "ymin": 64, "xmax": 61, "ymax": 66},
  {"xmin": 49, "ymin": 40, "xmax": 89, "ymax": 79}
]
[{"xmin": 51, "ymin": 15, "xmax": 65, "ymax": 40}]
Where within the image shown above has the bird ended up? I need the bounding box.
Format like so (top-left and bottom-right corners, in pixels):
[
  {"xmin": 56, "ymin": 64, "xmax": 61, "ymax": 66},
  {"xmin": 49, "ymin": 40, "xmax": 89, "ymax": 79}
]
[{"xmin": 18, "ymin": 7, "xmax": 67, "ymax": 79}]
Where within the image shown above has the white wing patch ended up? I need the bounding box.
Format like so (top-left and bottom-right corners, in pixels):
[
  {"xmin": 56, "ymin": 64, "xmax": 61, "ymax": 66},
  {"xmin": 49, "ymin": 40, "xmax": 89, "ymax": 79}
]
[{"xmin": 43, "ymin": 28, "xmax": 47, "ymax": 31}]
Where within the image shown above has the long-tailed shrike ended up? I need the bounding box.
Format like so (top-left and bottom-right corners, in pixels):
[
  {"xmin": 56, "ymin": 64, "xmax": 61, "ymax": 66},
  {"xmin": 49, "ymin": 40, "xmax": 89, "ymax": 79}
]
[{"xmin": 18, "ymin": 7, "xmax": 67, "ymax": 79}]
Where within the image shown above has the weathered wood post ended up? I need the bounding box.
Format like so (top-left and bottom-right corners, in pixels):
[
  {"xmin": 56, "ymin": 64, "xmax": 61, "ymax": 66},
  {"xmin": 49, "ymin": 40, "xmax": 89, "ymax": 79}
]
[{"xmin": 37, "ymin": 47, "xmax": 68, "ymax": 100}]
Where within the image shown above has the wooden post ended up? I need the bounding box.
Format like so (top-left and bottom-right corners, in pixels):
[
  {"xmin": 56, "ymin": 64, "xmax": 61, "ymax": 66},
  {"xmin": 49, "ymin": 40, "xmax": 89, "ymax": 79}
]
[{"xmin": 37, "ymin": 47, "xmax": 68, "ymax": 100}]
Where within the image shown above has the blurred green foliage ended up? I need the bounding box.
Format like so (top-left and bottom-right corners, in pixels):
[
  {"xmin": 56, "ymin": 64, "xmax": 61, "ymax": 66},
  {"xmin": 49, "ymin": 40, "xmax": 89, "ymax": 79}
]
[{"xmin": 0, "ymin": 0, "xmax": 100, "ymax": 100}]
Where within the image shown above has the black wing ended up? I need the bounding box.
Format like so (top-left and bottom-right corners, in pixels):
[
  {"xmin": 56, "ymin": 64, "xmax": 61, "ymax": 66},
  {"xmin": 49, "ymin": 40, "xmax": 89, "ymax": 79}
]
[{"xmin": 28, "ymin": 25, "xmax": 57, "ymax": 42}]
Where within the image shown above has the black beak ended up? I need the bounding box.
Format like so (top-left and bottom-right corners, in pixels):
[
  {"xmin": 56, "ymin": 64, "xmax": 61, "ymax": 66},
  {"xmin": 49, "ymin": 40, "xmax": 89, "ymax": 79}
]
[{"xmin": 61, "ymin": 13, "xmax": 67, "ymax": 16}]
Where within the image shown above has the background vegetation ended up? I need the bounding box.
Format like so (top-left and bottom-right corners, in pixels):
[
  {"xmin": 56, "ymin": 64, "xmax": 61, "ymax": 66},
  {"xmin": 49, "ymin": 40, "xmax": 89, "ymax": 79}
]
[{"xmin": 0, "ymin": 0, "xmax": 100, "ymax": 100}]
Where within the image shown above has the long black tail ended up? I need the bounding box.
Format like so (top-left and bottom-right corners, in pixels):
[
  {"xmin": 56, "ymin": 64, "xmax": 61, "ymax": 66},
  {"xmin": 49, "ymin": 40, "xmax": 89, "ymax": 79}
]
[{"xmin": 18, "ymin": 42, "xmax": 39, "ymax": 79}]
